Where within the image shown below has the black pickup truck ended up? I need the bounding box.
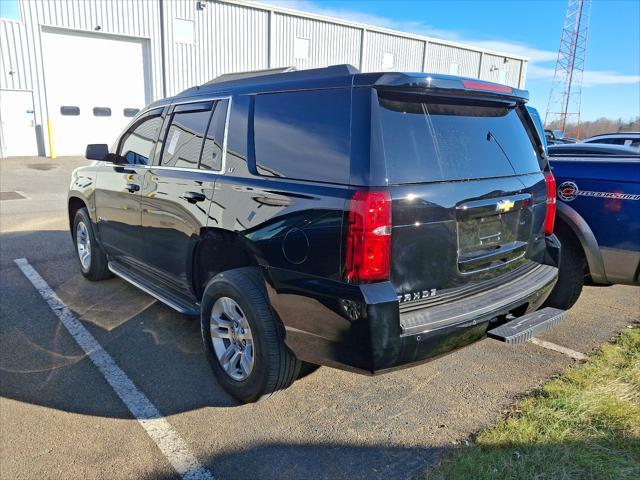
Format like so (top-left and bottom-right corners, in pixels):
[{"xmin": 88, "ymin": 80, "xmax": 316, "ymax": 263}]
[{"xmin": 69, "ymin": 65, "xmax": 563, "ymax": 403}]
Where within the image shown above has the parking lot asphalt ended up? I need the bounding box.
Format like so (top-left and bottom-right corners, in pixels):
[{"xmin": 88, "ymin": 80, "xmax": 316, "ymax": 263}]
[{"xmin": 1, "ymin": 157, "xmax": 638, "ymax": 480}]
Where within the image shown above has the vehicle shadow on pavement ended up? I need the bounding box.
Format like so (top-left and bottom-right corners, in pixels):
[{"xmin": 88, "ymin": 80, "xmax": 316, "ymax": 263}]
[
  {"xmin": 148, "ymin": 436, "xmax": 640, "ymax": 480},
  {"xmin": 1, "ymin": 230, "xmax": 240, "ymax": 418},
  {"xmin": 2, "ymin": 227, "xmax": 445, "ymax": 479},
  {"xmin": 151, "ymin": 442, "xmax": 442, "ymax": 480}
]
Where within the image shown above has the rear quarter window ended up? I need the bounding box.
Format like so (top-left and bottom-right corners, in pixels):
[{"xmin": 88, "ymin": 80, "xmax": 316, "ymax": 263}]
[
  {"xmin": 253, "ymin": 89, "xmax": 351, "ymax": 184},
  {"xmin": 376, "ymin": 93, "xmax": 542, "ymax": 184}
]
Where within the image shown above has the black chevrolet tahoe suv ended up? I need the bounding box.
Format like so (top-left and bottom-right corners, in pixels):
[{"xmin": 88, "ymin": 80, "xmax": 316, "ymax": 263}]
[{"xmin": 69, "ymin": 65, "xmax": 564, "ymax": 403}]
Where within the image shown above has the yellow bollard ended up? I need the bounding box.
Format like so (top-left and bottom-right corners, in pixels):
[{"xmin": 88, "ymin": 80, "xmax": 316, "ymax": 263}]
[{"xmin": 47, "ymin": 118, "xmax": 56, "ymax": 159}]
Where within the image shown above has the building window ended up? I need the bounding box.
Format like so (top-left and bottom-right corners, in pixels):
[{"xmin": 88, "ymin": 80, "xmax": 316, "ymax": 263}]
[
  {"xmin": 294, "ymin": 37, "xmax": 310, "ymax": 60},
  {"xmin": 0, "ymin": 0, "xmax": 21, "ymax": 21},
  {"xmin": 124, "ymin": 108, "xmax": 140, "ymax": 118},
  {"xmin": 60, "ymin": 106, "xmax": 80, "ymax": 116},
  {"xmin": 93, "ymin": 107, "xmax": 111, "ymax": 117},
  {"xmin": 449, "ymin": 62, "xmax": 459, "ymax": 75},
  {"xmin": 174, "ymin": 18, "xmax": 195, "ymax": 44},
  {"xmin": 382, "ymin": 52, "xmax": 395, "ymax": 70}
]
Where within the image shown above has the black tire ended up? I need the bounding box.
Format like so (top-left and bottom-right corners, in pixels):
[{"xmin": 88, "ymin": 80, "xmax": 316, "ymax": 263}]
[
  {"xmin": 200, "ymin": 267, "xmax": 301, "ymax": 403},
  {"xmin": 72, "ymin": 208, "xmax": 112, "ymax": 281},
  {"xmin": 543, "ymin": 227, "xmax": 586, "ymax": 310}
]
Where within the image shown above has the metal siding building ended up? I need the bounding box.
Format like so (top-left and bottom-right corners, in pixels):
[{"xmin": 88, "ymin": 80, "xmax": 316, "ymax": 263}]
[
  {"xmin": 424, "ymin": 42, "xmax": 483, "ymax": 77},
  {"xmin": 271, "ymin": 13, "xmax": 362, "ymax": 71},
  {"xmin": 0, "ymin": 0, "xmax": 528, "ymax": 158}
]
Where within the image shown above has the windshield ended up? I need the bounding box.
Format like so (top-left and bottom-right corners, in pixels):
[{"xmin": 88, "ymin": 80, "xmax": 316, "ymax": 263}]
[{"xmin": 375, "ymin": 93, "xmax": 542, "ymax": 184}]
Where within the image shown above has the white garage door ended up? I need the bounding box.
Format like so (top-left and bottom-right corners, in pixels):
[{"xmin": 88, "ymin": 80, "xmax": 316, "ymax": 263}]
[{"xmin": 42, "ymin": 28, "xmax": 150, "ymax": 156}]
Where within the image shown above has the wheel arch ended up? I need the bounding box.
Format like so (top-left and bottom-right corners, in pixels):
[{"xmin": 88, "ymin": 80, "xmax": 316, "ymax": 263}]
[
  {"xmin": 68, "ymin": 194, "xmax": 106, "ymax": 251},
  {"xmin": 192, "ymin": 227, "xmax": 261, "ymax": 299},
  {"xmin": 68, "ymin": 195, "xmax": 88, "ymax": 233},
  {"xmin": 556, "ymin": 201, "xmax": 608, "ymax": 284}
]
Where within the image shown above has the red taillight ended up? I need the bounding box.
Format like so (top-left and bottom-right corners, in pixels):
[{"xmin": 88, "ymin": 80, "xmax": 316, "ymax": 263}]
[
  {"xmin": 462, "ymin": 80, "xmax": 513, "ymax": 93},
  {"xmin": 345, "ymin": 190, "xmax": 392, "ymax": 283},
  {"xmin": 544, "ymin": 172, "xmax": 556, "ymax": 235}
]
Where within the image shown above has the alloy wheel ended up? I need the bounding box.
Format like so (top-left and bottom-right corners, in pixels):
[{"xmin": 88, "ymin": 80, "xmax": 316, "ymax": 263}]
[
  {"xmin": 76, "ymin": 221, "xmax": 92, "ymax": 270},
  {"xmin": 210, "ymin": 297, "xmax": 255, "ymax": 381}
]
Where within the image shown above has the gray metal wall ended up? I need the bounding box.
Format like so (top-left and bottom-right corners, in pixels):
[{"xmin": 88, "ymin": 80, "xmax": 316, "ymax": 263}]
[
  {"xmin": 480, "ymin": 53, "xmax": 524, "ymax": 86},
  {"xmin": 363, "ymin": 31, "xmax": 425, "ymax": 71},
  {"xmin": 271, "ymin": 13, "xmax": 362, "ymax": 71},
  {"xmin": 424, "ymin": 43, "xmax": 483, "ymax": 77},
  {"xmin": 162, "ymin": 0, "xmax": 271, "ymax": 95},
  {"xmin": 0, "ymin": 0, "xmax": 528, "ymax": 157}
]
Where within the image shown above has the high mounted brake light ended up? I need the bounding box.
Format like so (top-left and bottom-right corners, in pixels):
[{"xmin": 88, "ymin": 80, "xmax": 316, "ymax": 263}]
[
  {"xmin": 462, "ymin": 80, "xmax": 513, "ymax": 94},
  {"xmin": 543, "ymin": 172, "xmax": 557, "ymax": 235},
  {"xmin": 345, "ymin": 191, "xmax": 392, "ymax": 283}
]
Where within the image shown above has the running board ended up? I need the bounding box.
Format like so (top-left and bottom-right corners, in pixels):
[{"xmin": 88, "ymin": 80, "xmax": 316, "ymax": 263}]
[
  {"xmin": 487, "ymin": 307, "xmax": 565, "ymax": 344},
  {"xmin": 108, "ymin": 261, "xmax": 200, "ymax": 316}
]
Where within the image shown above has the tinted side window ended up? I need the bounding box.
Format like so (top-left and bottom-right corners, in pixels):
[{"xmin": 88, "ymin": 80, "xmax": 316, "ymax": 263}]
[
  {"xmin": 572, "ymin": 148, "xmax": 598, "ymax": 155},
  {"xmin": 118, "ymin": 109, "xmax": 164, "ymax": 165},
  {"xmin": 591, "ymin": 138, "xmax": 625, "ymax": 145},
  {"xmin": 253, "ymin": 89, "xmax": 351, "ymax": 184},
  {"xmin": 200, "ymin": 99, "xmax": 229, "ymax": 171},
  {"xmin": 549, "ymin": 147, "xmax": 606, "ymax": 156},
  {"xmin": 224, "ymin": 95, "xmax": 250, "ymax": 176},
  {"xmin": 549, "ymin": 147, "xmax": 578, "ymax": 155},
  {"xmin": 162, "ymin": 107, "xmax": 212, "ymax": 168}
]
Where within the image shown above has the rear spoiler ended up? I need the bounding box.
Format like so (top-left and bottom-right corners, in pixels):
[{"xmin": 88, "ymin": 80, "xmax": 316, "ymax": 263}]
[{"xmin": 356, "ymin": 72, "xmax": 529, "ymax": 102}]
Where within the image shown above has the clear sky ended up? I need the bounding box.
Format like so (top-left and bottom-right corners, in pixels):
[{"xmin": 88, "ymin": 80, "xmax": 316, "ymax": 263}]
[
  {"xmin": 0, "ymin": 1, "xmax": 21, "ymax": 20},
  {"xmin": 265, "ymin": 0, "xmax": 640, "ymax": 121}
]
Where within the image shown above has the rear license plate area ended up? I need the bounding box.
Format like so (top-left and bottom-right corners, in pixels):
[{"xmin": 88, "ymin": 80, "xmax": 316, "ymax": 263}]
[
  {"xmin": 457, "ymin": 213, "xmax": 509, "ymax": 254},
  {"xmin": 477, "ymin": 216, "xmax": 502, "ymax": 245},
  {"xmin": 456, "ymin": 194, "xmax": 533, "ymax": 273}
]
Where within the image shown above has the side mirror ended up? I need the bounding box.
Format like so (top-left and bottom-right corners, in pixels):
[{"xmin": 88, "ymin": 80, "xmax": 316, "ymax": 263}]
[{"xmin": 85, "ymin": 144, "xmax": 109, "ymax": 161}]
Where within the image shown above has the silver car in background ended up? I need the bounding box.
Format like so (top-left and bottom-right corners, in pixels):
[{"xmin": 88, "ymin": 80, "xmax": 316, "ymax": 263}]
[{"xmin": 582, "ymin": 132, "xmax": 640, "ymax": 150}]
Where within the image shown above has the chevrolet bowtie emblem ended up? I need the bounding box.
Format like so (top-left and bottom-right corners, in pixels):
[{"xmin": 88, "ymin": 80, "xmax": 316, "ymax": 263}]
[{"xmin": 496, "ymin": 199, "xmax": 515, "ymax": 213}]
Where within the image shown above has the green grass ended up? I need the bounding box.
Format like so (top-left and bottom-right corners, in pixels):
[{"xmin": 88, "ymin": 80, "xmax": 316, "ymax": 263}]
[{"xmin": 425, "ymin": 327, "xmax": 640, "ymax": 480}]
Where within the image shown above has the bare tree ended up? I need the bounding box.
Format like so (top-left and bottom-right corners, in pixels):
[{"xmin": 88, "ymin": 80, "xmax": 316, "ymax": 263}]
[{"xmin": 546, "ymin": 116, "xmax": 640, "ymax": 139}]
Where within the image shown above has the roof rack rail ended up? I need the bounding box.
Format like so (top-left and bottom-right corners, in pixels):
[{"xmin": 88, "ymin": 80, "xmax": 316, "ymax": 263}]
[{"xmin": 205, "ymin": 66, "xmax": 297, "ymax": 85}]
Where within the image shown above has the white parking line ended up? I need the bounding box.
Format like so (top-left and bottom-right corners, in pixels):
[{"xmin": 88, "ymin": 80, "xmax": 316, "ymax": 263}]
[
  {"xmin": 14, "ymin": 258, "xmax": 215, "ymax": 480},
  {"xmin": 530, "ymin": 337, "xmax": 587, "ymax": 360}
]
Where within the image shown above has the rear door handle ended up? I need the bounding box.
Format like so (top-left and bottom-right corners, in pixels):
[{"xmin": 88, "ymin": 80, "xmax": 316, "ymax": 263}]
[
  {"xmin": 181, "ymin": 191, "xmax": 206, "ymax": 203},
  {"xmin": 125, "ymin": 183, "xmax": 140, "ymax": 193}
]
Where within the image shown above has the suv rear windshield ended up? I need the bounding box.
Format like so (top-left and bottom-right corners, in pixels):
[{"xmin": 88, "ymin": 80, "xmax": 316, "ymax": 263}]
[{"xmin": 376, "ymin": 93, "xmax": 542, "ymax": 184}]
